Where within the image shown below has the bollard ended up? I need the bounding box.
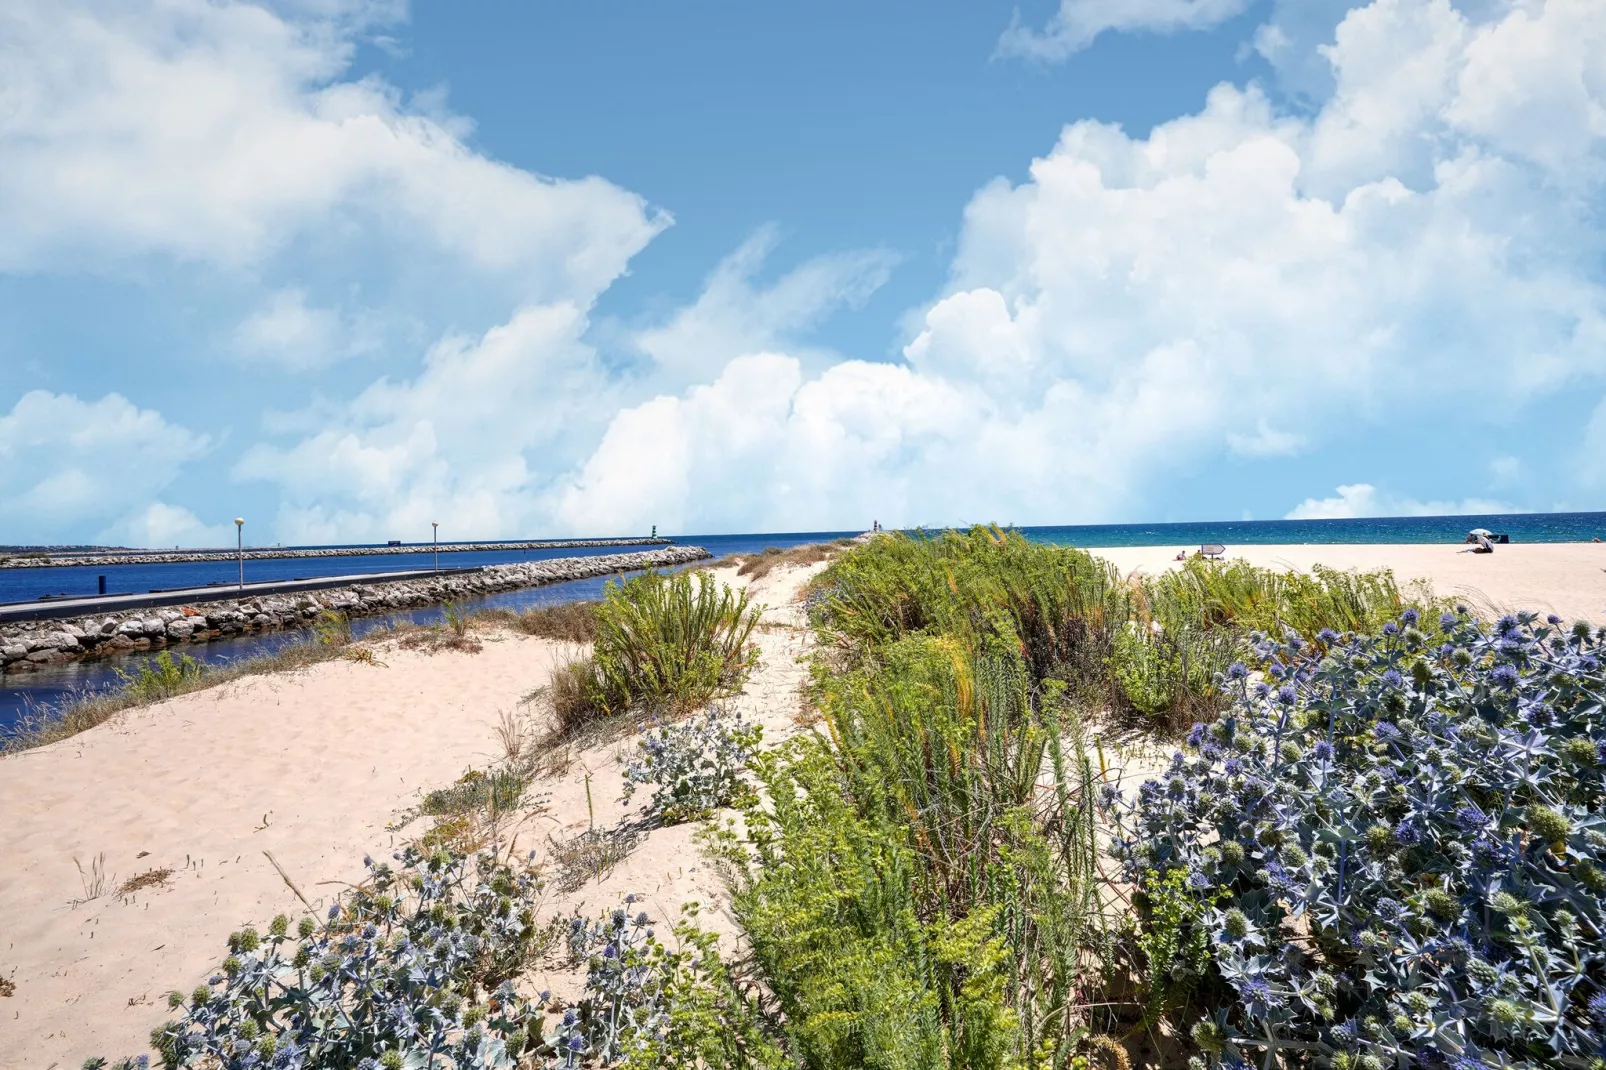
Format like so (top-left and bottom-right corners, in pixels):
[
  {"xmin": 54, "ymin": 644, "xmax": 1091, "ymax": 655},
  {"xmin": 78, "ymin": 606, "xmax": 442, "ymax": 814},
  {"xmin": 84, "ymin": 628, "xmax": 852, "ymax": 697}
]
[{"xmin": 98, "ymin": 575, "xmax": 106, "ymax": 595}]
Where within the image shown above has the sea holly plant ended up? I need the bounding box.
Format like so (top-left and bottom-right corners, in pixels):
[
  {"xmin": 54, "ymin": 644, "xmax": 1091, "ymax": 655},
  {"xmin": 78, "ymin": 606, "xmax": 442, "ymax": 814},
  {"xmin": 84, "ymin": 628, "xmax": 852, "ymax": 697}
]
[
  {"xmin": 620, "ymin": 707, "xmax": 761, "ymax": 825},
  {"xmin": 122, "ymin": 848, "xmax": 551, "ymax": 1069},
  {"xmin": 1107, "ymin": 609, "xmax": 1606, "ymax": 1070}
]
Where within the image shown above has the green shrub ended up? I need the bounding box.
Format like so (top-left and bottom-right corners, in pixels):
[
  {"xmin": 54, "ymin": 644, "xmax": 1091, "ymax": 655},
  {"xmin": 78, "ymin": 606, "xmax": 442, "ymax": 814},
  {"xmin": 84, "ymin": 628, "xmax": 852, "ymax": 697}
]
[
  {"xmin": 311, "ymin": 609, "xmax": 352, "ymax": 647},
  {"xmin": 810, "ymin": 526, "xmax": 1129, "ymax": 687},
  {"xmin": 113, "ymin": 650, "xmax": 204, "ymax": 701},
  {"xmin": 588, "ymin": 570, "xmax": 761, "ymax": 718},
  {"xmin": 717, "ymin": 638, "xmax": 1102, "ymax": 1069},
  {"xmin": 1106, "ymin": 622, "xmax": 1238, "ymax": 729}
]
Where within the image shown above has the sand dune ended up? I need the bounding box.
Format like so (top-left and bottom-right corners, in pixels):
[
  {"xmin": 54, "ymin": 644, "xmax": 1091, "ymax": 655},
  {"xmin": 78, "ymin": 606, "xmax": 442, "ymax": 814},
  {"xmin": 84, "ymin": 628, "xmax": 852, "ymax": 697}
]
[{"xmin": 1, "ymin": 544, "xmax": 1599, "ymax": 1065}]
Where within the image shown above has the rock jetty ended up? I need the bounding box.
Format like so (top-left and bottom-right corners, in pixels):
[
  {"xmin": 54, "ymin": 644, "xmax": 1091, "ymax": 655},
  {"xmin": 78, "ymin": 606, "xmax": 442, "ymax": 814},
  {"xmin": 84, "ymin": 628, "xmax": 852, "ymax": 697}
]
[
  {"xmin": 0, "ymin": 537, "xmax": 669, "ymax": 569},
  {"xmin": 0, "ymin": 546, "xmax": 709, "ymax": 672}
]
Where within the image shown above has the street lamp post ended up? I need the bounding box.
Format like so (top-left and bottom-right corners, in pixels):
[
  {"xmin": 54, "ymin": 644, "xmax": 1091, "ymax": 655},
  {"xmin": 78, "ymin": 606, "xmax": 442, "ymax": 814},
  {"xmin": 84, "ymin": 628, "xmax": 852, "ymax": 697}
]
[
  {"xmin": 235, "ymin": 518, "xmax": 245, "ymax": 592},
  {"xmin": 432, "ymin": 522, "xmax": 439, "ymax": 572}
]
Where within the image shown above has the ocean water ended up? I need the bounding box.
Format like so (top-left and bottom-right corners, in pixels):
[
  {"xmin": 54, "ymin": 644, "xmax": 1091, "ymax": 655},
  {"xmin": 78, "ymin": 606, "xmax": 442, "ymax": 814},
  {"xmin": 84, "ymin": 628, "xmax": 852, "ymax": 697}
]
[
  {"xmin": 1013, "ymin": 510, "xmax": 1606, "ymax": 548},
  {"xmin": 4, "ymin": 514, "xmax": 1602, "ymax": 735}
]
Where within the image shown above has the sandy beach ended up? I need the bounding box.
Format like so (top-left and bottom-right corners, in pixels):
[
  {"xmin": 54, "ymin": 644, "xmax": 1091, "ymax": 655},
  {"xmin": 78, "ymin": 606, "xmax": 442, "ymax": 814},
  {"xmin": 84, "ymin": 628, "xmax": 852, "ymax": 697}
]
[
  {"xmin": 1, "ymin": 543, "xmax": 1601, "ymax": 1065},
  {"xmin": 1097, "ymin": 541, "xmax": 1606, "ymax": 625}
]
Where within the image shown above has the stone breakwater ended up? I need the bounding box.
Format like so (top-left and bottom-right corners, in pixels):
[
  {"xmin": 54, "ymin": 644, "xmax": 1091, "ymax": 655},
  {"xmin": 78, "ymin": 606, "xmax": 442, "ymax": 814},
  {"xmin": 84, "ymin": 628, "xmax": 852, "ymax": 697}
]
[
  {"xmin": 0, "ymin": 537, "xmax": 669, "ymax": 569},
  {"xmin": 0, "ymin": 546, "xmax": 709, "ymax": 672}
]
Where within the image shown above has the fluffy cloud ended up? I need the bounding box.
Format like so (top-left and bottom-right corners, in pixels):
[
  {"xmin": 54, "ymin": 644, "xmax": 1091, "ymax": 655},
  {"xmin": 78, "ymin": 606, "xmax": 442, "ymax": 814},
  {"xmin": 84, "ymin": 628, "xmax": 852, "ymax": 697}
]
[
  {"xmin": 0, "ymin": 391, "xmax": 211, "ymax": 542},
  {"xmin": 100, "ymin": 503, "xmax": 235, "ymax": 549},
  {"xmin": 631, "ymin": 228, "xmax": 897, "ymax": 385},
  {"xmin": 997, "ymin": 0, "xmax": 1254, "ymax": 59},
  {"xmin": 556, "ymin": 0, "xmax": 1606, "ymax": 534},
  {"xmin": 1286, "ymin": 483, "xmax": 1515, "ymax": 519},
  {"xmin": 0, "ymin": 0, "xmax": 664, "ymax": 296},
  {"xmin": 234, "ymin": 301, "xmax": 620, "ymax": 542}
]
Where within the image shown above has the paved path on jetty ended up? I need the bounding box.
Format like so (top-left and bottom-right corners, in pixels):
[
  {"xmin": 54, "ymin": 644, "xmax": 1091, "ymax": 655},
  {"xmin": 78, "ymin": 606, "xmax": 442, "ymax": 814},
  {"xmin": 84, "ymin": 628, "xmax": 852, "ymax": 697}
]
[{"xmin": 0, "ymin": 568, "xmax": 478, "ymax": 624}]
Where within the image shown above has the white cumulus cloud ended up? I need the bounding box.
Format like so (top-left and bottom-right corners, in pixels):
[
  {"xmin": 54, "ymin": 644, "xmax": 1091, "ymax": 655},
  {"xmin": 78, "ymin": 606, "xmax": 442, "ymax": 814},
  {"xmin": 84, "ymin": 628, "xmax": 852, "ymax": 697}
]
[
  {"xmin": 555, "ymin": 0, "xmax": 1606, "ymax": 535},
  {"xmin": 0, "ymin": 0, "xmax": 665, "ymax": 296},
  {"xmin": 997, "ymin": 0, "xmax": 1255, "ymax": 60},
  {"xmin": 0, "ymin": 391, "xmax": 211, "ymax": 543},
  {"xmin": 1286, "ymin": 483, "xmax": 1515, "ymax": 519}
]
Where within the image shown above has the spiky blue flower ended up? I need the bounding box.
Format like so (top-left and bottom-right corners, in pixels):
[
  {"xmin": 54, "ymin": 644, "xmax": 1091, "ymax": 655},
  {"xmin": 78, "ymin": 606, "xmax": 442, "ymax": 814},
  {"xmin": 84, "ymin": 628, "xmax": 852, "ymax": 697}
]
[
  {"xmin": 1381, "ymin": 669, "xmax": 1405, "ymax": 690},
  {"xmin": 1228, "ymin": 662, "xmax": 1249, "ymax": 680},
  {"xmin": 1491, "ymin": 664, "xmax": 1520, "ymax": 691},
  {"xmin": 1313, "ymin": 741, "xmax": 1334, "ymax": 762},
  {"xmin": 1383, "ymin": 622, "xmax": 1399, "ymax": 637},
  {"xmin": 1496, "ymin": 614, "xmax": 1521, "ymax": 637},
  {"xmin": 1401, "ymin": 609, "xmax": 1420, "ymax": 626},
  {"xmin": 1454, "ymin": 805, "xmax": 1488, "ymax": 834},
  {"xmin": 1318, "ymin": 628, "xmax": 1339, "ymax": 644}
]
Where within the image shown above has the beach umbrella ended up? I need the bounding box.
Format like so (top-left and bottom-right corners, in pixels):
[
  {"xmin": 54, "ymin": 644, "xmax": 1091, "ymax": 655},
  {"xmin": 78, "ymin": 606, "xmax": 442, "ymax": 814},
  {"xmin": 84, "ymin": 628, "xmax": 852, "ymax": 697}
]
[{"xmin": 1468, "ymin": 528, "xmax": 1492, "ymax": 537}]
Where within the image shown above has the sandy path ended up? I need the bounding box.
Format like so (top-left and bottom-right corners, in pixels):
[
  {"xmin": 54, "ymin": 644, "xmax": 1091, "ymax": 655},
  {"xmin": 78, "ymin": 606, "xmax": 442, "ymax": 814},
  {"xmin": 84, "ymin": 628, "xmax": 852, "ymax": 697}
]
[
  {"xmin": 0, "ymin": 635, "xmax": 566, "ymax": 1068},
  {"xmin": 1095, "ymin": 542, "xmax": 1606, "ymax": 624}
]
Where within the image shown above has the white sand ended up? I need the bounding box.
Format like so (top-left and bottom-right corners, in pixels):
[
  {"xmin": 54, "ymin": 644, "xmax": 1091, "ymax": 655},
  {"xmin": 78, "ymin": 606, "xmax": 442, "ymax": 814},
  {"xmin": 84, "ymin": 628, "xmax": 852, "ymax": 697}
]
[{"xmin": 1, "ymin": 543, "xmax": 1599, "ymax": 1064}]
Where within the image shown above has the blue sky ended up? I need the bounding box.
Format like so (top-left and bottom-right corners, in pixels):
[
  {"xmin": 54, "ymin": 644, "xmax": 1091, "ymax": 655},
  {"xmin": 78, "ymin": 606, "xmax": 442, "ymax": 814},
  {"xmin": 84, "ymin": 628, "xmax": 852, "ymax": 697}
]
[{"xmin": 1, "ymin": 0, "xmax": 1603, "ymax": 545}]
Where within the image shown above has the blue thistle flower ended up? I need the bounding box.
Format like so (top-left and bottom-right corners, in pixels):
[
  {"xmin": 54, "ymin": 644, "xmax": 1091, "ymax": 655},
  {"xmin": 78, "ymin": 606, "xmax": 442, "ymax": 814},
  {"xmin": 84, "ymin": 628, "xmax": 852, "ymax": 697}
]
[
  {"xmin": 1277, "ymin": 685, "xmax": 1296, "ymax": 706},
  {"xmin": 1228, "ymin": 662, "xmax": 1249, "ymax": 680},
  {"xmin": 1381, "ymin": 668, "xmax": 1405, "ymax": 690},
  {"xmin": 1590, "ymin": 989, "xmax": 1606, "ymax": 1026},
  {"xmin": 327, "ymin": 903, "xmax": 340, "ymax": 921},
  {"xmin": 1547, "ymin": 614, "xmax": 1562, "ymax": 625},
  {"xmin": 1187, "ymin": 723, "xmax": 1208, "ymax": 747},
  {"xmin": 1313, "ymin": 741, "xmax": 1334, "ymax": 762},
  {"xmin": 1374, "ymin": 721, "xmax": 1402, "ymax": 741},
  {"xmin": 1439, "ymin": 612, "xmax": 1457, "ymax": 631},
  {"xmin": 1393, "ymin": 819, "xmax": 1423, "ymax": 846},
  {"xmin": 1496, "ymin": 614, "xmax": 1520, "ymax": 637},
  {"xmin": 1453, "ymin": 805, "xmax": 1488, "ymax": 834},
  {"xmin": 1318, "ymin": 628, "xmax": 1339, "ymax": 644},
  {"xmin": 567, "ymin": 1035, "xmax": 586, "ymax": 1052},
  {"xmin": 1383, "ymin": 622, "xmax": 1399, "ymax": 637},
  {"xmin": 1254, "ymin": 682, "xmax": 1272, "ymax": 700},
  {"xmin": 1491, "ymin": 664, "xmax": 1520, "ymax": 691},
  {"xmin": 1402, "ymin": 609, "xmax": 1420, "ymax": 626}
]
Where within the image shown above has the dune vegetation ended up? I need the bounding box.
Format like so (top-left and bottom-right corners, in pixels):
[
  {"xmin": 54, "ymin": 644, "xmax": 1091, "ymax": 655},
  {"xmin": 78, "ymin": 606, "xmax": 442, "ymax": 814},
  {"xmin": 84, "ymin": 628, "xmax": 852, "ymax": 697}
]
[{"xmin": 74, "ymin": 530, "xmax": 1606, "ymax": 1069}]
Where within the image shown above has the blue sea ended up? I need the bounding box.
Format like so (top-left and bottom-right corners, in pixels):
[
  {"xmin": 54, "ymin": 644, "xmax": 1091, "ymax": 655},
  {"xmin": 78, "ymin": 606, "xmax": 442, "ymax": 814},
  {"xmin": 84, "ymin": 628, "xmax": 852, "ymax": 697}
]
[{"xmin": 3, "ymin": 512, "xmax": 1602, "ymax": 735}]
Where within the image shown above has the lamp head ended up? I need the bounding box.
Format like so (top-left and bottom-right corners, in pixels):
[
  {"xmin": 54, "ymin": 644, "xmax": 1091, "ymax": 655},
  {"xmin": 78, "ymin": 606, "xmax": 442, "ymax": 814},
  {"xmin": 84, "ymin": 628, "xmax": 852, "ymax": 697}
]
[{"xmin": 234, "ymin": 517, "xmax": 244, "ymax": 527}]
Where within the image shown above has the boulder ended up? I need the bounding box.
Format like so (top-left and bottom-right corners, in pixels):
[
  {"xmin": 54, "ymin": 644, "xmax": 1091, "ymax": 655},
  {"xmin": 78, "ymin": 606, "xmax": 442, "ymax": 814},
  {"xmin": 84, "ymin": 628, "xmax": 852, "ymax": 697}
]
[
  {"xmin": 166, "ymin": 620, "xmax": 195, "ymax": 640},
  {"xmin": 142, "ymin": 618, "xmax": 167, "ymax": 636},
  {"xmin": 117, "ymin": 620, "xmax": 146, "ymax": 636}
]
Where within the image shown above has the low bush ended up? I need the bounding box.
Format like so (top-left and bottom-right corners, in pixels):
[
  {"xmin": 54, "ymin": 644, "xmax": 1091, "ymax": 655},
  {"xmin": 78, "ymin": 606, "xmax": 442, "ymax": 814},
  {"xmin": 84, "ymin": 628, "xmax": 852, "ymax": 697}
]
[
  {"xmin": 586, "ymin": 570, "xmax": 761, "ymax": 720},
  {"xmin": 809, "ymin": 527, "xmax": 1128, "ymax": 687},
  {"xmin": 716, "ymin": 638, "xmax": 1103, "ymax": 1070},
  {"xmin": 114, "ymin": 650, "xmax": 205, "ymax": 702},
  {"xmin": 1109, "ymin": 611, "xmax": 1606, "ymax": 1069},
  {"xmin": 510, "ymin": 601, "xmax": 600, "ymax": 643},
  {"xmin": 123, "ymin": 848, "xmax": 551, "ymax": 1069},
  {"xmin": 555, "ymin": 899, "xmax": 787, "ymax": 1070},
  {"xmin": 312, "ymin": 610, "xmax": 353, "ymax": 647},
  {"xmin": 620, "ymin": 707, "xmax": 761, "ymax": 824}
]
